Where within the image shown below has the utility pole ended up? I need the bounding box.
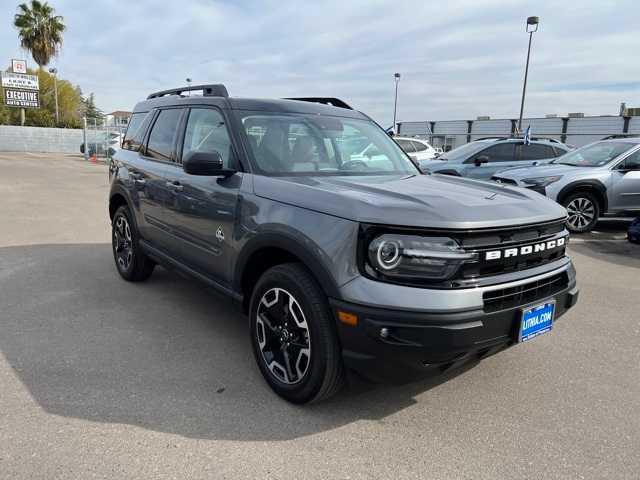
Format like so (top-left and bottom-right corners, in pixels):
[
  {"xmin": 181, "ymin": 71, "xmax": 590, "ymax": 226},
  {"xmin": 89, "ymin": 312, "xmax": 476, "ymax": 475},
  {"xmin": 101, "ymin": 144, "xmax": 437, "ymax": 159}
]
[
  {"xmin": 393, "ymin": 73, "xmax": 401, "ymax": 134},
  {"xmin": 518, "ymin": 16, "xmax": 540, "ymax": 132},
  {"xmin": 48, "ymin": 68, "xmax": 59, "ymax": 124}
]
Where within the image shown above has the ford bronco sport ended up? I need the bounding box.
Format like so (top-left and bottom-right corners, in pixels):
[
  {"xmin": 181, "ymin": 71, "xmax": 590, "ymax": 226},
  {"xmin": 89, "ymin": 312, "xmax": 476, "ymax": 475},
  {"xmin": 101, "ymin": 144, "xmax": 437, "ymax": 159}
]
[{"xmin": 108, "ymin": 84, "xmax": 579, "ymax": 403}]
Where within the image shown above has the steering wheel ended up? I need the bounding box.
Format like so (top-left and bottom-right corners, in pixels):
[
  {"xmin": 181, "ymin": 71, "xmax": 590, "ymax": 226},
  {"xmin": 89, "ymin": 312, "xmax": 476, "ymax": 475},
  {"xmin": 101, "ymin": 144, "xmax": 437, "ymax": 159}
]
[{"xmin": 341, "ymin": 159, "xmax": 369, "ymax": 171}]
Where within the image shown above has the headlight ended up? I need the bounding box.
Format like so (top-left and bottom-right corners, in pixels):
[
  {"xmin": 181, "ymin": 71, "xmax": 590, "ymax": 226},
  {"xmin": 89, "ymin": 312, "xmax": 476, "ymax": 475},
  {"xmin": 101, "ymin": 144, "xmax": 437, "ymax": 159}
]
[
  {"xmin": 367, "ymin": 234, "xmax": 477, "ymax": 281},
  {"xmin": 522, "ymin": 175, "xmax": 562, "ymax": 187}
]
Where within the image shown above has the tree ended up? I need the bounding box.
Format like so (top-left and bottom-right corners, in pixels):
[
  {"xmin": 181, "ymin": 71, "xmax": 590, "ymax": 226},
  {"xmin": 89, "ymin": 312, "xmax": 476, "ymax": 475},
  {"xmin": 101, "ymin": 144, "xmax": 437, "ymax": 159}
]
[
  {"xmin": 13, "ymin": 0, "xmax": 65, "ymax": 69},
  {"xmin": 81, "ymin": 93, "xmax": 105, "ymax": 126}
]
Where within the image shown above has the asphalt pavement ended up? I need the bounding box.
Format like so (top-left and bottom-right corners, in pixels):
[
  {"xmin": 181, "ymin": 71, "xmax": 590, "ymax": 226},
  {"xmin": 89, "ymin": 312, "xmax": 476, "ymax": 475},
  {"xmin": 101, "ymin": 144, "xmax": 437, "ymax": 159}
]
[{"xmin": 1, "ymin": 152, "xmax": 639, "ymax": 479}]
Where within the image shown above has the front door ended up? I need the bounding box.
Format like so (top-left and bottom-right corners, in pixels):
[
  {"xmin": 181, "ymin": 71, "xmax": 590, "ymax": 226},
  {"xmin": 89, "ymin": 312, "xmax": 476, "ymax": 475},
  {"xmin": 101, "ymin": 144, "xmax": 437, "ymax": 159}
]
[
  {"xmin": 611, "ymin": 150, "xmax": 640, "ymax": 210},
  {"xmin": 162, "ymin": 107, "xmax": 241, "ymax": 286}
]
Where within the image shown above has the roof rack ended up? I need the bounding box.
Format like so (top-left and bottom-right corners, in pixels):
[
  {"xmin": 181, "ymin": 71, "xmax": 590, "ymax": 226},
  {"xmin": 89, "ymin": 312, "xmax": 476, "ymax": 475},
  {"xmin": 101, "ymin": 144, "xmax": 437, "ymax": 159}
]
[
  {"xmin": 284, "ymin": 97, "xmax": 353, "ymax": 110},
  {"xmin": 147, "ymin": 84, "xmax": 229, "ymax": 100},
  {"xmin": 601, "ymin": 134, "xmax": 640, "ymax": 140},
  {"xmin": 474, "ymin": 135, "xmax": 564, "ymax": 144}
]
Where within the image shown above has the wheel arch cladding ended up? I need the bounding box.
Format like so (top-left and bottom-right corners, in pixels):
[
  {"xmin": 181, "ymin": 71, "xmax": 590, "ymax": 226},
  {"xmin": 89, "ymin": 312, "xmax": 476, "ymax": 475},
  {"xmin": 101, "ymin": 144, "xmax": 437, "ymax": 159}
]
[
  {"xmin": 236, "ymin": 234, "xmax": 341, "ymax": 313},
  {"xmin": 109, "ymin": 192, "xmax": 129, "ymax": 220},
  {"xmin": 558, "ymin": 180, "xmax": 608, "ymax": 213}
]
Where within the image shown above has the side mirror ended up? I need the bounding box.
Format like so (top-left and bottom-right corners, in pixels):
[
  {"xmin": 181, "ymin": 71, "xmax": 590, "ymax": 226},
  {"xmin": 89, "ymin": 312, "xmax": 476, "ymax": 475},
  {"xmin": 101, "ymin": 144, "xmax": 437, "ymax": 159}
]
[
  {"xmin": 619, "ymin": 164, "xmax": 640, "ymax": 173},
  {"xmin": 183, "ymin": 151, "xmax": 235, "ymax": 176},
  {"xmin": 474, "ymin": 155, "xmax": 489, "ymax": 166},
  {"xmin": 434, "ymin": 152, "xmax": 441, "ymax": 158}
]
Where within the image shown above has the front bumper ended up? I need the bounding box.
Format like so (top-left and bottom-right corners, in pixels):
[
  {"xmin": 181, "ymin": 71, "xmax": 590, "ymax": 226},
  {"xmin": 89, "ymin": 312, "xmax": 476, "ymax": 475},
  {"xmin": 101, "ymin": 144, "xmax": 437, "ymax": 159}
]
[{"xmin": 331, "ymin": 268, "xmax": 579, "ymax": 383}]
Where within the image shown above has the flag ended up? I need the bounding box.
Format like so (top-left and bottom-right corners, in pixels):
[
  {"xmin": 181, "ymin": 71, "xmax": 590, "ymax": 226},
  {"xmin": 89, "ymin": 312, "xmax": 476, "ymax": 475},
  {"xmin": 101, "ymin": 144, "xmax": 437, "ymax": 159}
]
[{"xmin": 523, "ymin": 125, "xmax": 532, "ymax": 145}]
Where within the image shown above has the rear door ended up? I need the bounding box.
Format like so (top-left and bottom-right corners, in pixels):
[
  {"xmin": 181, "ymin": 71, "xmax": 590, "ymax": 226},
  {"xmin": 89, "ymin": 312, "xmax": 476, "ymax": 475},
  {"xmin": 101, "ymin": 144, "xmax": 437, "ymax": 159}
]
[
  {"xmin": 610, "ymin": 150, "xmax": 640, "ymax": 210},
  {"xmin": 464, "ymin": 143, "xmax": 516, "ymax": 179},
  {"xmin": 162, "ymin": 106, "xmax": 242, "ymax": 286}
]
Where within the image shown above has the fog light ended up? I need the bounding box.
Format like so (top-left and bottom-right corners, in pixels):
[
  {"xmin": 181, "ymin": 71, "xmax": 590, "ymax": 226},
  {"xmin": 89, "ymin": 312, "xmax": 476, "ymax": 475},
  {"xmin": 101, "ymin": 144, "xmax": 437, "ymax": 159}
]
[{"xmin": 380, "ymin": 328, "xmax": 390, "ymax": 339}]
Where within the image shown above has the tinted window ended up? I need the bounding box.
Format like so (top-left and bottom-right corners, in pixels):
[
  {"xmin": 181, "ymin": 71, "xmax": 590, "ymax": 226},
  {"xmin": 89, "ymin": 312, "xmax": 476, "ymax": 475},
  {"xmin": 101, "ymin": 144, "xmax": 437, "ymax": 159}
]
[
  {"xmin": 519, "ymin": 143, "xmax": 556, "ymax": 160},
  {"xmin": 182, "ymin": 108, "xmax": 235, "ymax": 168},
  {"xmin": 122, "ymin": 112, "xmax": 151, "ymax": 151},
  {"xmin": 411, "ymin": 141, "xmax": 429, "ymax": 152},
  {"xmin": 471, "ymin": 143, "xmax": 515, "ymax": 163},
  {"xmin": 396, "ymin": 139, "xmax": 415, "ymax": 153},
  {"xmin": 620, "ymin": 150, "xmax": 640, "ymax": 169},
  {"xmin": 146, "ymin": 109, "xmax": 183, "ymax": 161}
]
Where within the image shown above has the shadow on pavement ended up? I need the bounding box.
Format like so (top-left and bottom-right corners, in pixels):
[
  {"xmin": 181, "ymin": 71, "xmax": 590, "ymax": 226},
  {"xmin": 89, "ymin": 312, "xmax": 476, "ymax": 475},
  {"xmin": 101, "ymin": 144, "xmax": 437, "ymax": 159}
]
[
  {"xmin": 569, "ymin": 218, "xmax": 640, "ymax": 268},
  {"xmin": 0, "ymin": 243, "xmax": 479, "ymax": 441}
]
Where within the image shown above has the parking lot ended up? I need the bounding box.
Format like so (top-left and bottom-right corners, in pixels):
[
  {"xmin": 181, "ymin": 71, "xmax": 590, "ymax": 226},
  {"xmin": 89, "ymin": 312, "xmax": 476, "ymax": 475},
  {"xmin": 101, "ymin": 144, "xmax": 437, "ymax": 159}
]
[{"xmin": 1, "ymin": 152, "xmax": 639, "ymax": 479}]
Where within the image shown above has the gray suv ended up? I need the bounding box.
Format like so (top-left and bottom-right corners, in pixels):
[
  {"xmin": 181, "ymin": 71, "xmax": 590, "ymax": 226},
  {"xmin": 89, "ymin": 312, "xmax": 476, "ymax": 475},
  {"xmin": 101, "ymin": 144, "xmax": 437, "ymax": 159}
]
[
  {"xmin": 493, "ymin": 138, "xmax": 640, "ymax": 233},
  {"xmin": 419, "ymin": 138, "xmax": 571, "ymax": 179},
  {"xmin": 108, "ymin": 84, "xmax": 579, "ymax": 403}
]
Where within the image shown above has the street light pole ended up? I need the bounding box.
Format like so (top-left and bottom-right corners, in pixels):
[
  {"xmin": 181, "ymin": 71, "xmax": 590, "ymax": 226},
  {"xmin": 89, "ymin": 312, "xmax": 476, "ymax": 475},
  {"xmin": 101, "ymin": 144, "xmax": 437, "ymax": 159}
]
[
  {"xmin": 48, "ymin": 68, "xmax": 59, "ymax": 124},
  {"xmin": 186, "ymin": 78, "xmax": 192, "ymax": 96},
  {"xmin": 518, "ymin": 16, "xmax": 539, "ymax": 132},
  {"xmin": 393, "ymin": 73, "xmax": 401, "ymax": 134}
]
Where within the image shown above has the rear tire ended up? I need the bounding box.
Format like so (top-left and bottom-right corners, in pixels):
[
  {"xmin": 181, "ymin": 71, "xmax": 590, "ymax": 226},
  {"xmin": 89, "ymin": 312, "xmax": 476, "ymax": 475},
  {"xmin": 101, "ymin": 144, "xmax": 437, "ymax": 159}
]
[
  {"xmin": 111, "ymin": 205, "xmax": 155, "ymax": 282},
  {"xmin": 562, "ymin": 191, "xmax": 600, "ymax": 233},
  {"xmin": 249, "ymin": 263, "xmax": 344, "ymax": 403}
]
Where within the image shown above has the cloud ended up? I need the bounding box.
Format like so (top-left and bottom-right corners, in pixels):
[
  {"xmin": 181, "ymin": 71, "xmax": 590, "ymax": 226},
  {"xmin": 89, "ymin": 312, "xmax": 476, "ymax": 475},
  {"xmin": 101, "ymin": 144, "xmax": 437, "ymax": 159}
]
[{"xmin": 1, "ymin": 0, "xmax": 638, "ymax": 123}]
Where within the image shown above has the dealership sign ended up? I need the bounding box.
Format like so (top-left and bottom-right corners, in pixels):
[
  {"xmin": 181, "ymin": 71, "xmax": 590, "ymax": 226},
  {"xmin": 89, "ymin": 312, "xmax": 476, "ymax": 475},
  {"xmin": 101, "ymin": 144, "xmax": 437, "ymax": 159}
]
[
  {"xmin": 1, "ymin": 71, "xmax": 39, "ymax": 90},
  {"xmin": 4, "ymin": 88, "xmax": 40, "ymax": 108},
  {"xmin": 11, "ymin": 59, "xmax": 27, "ymax": 74}
]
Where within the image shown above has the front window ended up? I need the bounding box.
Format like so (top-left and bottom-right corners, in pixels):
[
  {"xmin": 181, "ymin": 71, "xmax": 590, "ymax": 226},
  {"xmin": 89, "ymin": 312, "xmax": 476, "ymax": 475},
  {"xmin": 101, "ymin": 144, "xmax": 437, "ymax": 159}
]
[
  {"xmin": 553, "ymin": 141, "xmax": 635, "ymax": 167},
  {"xmin": 238, "ymin": 112, "xmax": 418, "ymax": 176}
]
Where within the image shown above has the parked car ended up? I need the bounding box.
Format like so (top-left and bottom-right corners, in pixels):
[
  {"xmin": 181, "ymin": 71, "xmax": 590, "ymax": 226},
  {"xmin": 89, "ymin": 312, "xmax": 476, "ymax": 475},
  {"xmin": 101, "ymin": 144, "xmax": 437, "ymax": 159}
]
[
  {"xmin": 493, "ymin": 138, "xmax": 640, "ymax": 233},
  {"xmin": 394, "ymin": 136, "xmax": 438, "ymax": 161},
  {"xmin": 418, "ymin": 137, "xmax": 571, "ymax": 180},
  {"xmin": 80, "ymin": 132, "xmax": 123, "ymax": 157},
  {"xmin": 108, "ymin": 84, "xmax": 578, "ymax": 403},
  {"xmin": 627, "ymin": 217, "xmax": 640, "ymax": 243}
]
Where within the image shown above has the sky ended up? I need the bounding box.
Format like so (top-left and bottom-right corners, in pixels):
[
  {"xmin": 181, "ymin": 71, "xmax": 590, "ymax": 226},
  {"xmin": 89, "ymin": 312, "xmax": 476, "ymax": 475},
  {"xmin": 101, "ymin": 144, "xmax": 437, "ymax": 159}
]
[{"xmin": 1, "ymin": 0, "xmax": 639, "ymax": 125}]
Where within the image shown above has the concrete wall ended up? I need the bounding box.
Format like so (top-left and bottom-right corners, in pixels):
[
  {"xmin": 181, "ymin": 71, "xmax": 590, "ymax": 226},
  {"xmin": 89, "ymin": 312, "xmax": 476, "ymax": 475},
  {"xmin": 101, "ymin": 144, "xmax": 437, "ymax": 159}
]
[{"xmin": 0, "ymin": 126, "xmax": 84, "ymax": 153}]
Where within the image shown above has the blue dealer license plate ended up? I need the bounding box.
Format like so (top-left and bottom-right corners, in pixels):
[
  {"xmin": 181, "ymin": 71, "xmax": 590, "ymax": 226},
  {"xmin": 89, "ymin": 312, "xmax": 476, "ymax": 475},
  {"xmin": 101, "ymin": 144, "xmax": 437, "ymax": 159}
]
[{"xmin": 519, "ymin": 301, "xmax": 555, "ymax": 342}]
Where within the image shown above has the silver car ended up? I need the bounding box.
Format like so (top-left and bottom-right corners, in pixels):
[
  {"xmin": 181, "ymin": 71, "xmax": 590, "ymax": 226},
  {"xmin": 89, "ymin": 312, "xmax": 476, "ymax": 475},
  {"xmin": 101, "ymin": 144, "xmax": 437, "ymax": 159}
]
[{"xmin": 493, "ymin": 138, "xmax": 640, "ymax": 233}]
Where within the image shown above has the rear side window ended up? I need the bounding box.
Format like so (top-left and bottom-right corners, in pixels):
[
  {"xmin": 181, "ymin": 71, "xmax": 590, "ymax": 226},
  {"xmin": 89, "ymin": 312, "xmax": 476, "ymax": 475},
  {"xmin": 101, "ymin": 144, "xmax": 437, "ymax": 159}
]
[
  {"xmin": 122, "ymin": 112, "xmax": 151, "ymax": 151},
  {"xmin": 519, "ymin": 143, "xmax": 556, "ymax": 160},
  {"xmin": 396, "ymin": 139, "xmax": 415, "ymax": 153},
  {"xmin": 146, "ymin": 109, "xmax": 183, "ymax": 161},
  {"xmin": 411, "ymin": 140, "xmax": 428, "ymax": 152},
  {"xmin": 182, "ymin": 108, "xmax": 235, "ymax": 168}
]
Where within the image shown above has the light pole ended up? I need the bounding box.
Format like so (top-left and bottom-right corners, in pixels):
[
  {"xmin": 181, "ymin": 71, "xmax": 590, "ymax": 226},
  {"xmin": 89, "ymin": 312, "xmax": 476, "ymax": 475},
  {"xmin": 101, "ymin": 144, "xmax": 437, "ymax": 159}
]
[
  {"xmin": 48, "ymin": 67, "xmax": 59, "ymax": 124},
  {"xmin": 517, "ymin": 16, "xmax": 539, "ymax": 132},
  {"xmin": 186, "ymin": 77, "xmax": 192, "ymax": 96},
  {"xmin": 392, "ymin": 73, "xmax": 401, "ymax": 134}
]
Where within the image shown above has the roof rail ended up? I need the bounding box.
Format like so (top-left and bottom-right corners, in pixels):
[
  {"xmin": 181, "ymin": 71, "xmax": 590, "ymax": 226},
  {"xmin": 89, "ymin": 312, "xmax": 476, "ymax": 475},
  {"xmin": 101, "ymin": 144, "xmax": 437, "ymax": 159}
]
[
  {"xmin": 284, "ymin": 97, "xmax": 353, "ymax": 110},
  {"xmin": 147, "ymin": 84, "xmax": 229, "ymax": 100}
]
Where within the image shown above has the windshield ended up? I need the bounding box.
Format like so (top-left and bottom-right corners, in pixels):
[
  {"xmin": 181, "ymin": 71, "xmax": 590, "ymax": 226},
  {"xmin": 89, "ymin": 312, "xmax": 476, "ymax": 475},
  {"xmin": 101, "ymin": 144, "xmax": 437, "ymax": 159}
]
[
  {"xmin": 439, "ymin": 141, "xmax": 487, "ymax": 161},
  {"xmin": 238, "ymin": 112, "xmax": 419, "ymax": 176},
  {"xmin": 553, "ymin": 141, "xmax": 635, "ymax": 167}
]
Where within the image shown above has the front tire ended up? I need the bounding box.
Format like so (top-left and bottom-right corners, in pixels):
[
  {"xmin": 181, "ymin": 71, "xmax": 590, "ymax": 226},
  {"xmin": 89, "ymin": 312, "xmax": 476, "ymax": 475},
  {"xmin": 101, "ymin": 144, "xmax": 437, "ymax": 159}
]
[
  {"xmin": 111, "ymin": 205, "xmax": 155, "ymax": 282},
  {"xmin": 562, "ymin": 192, "xmax": 600, "ymax": 233},
  {"xmin": 249, "ymin": 263, "xmax": 344, "ymax": 403}
]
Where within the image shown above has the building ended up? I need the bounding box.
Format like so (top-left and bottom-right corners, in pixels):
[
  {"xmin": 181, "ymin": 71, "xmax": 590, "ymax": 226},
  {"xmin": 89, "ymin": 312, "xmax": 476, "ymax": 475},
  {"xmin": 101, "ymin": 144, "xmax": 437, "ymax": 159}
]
[
  {"xmin": 105, "ymin": 111, "xmax": 132, "ymax": 128},
  {"xmin": 398, "ymin": 111, "xmax": 640, "ymax": 150}
]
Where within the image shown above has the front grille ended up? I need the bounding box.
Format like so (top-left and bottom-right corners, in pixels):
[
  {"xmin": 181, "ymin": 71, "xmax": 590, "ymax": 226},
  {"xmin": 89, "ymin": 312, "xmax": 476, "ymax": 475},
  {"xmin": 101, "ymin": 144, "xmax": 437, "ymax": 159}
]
[
  {"xmin": 458, "ymin": 220, "xmax": 568, "ymax": 280},
  {"xmin": 483, "ymin": 272, "xmax": 568, "ymax": 312}
]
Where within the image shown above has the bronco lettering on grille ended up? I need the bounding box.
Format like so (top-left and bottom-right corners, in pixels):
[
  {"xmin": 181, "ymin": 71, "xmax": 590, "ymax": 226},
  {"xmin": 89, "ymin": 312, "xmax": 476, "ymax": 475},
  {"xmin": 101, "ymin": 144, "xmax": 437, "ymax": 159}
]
[{"xmin": 485, "ymin": 237, "xmax": 566, "ymax": 261}]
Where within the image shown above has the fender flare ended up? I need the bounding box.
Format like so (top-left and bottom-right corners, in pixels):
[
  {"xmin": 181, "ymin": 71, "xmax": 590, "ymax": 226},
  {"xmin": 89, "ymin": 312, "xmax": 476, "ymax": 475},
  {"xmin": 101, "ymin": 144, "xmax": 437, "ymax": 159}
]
[
  {"xmin": 557, "ymin": 180, "xmax": 608, "ymax": 212},
  {"xmin": 233, "ymin": 231, "xmax": 341, "ymax": 299}
]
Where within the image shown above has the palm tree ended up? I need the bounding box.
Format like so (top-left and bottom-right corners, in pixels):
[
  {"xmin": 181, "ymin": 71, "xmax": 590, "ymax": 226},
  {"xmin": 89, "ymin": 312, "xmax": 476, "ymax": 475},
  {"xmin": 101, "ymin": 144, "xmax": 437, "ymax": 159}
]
[{"xmin": 13, "ymin": 0, "xmax": 65, "ymax": 69}]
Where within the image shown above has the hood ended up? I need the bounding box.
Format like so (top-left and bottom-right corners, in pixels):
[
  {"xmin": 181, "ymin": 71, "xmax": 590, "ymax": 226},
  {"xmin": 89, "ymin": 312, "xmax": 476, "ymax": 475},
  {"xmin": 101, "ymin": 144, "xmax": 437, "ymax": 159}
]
[
  {"xmin": 495, "ymin": 163, "xmax": 583, "ymax": 180},
  {"xmin": 253, "ymin": 174, "xmax": 566, "ymax": 229}
]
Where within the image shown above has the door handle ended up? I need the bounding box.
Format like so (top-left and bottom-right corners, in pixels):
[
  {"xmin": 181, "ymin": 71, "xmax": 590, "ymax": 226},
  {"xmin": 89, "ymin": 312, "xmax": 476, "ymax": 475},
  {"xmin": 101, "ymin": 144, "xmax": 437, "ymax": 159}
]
[
  {"xmin": 129, "ymin": 172, "xmax": 146, "ymax": 187},
  {"xmin": 166, "ymin": 181, "xmax": 184, "ymax": 192}
]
